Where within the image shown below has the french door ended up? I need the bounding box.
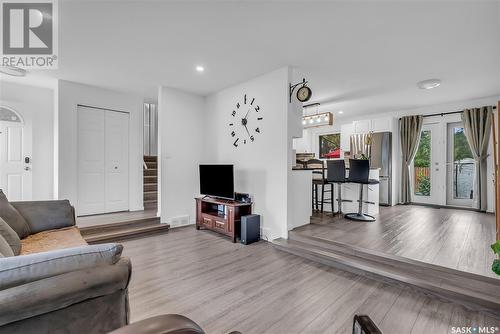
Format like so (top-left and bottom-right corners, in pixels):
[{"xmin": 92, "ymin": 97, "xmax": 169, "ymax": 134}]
[
  {"xmin": 413, "ymin": 123, "xmax": 442, "ymax": 204},
  {"xmin": 412, "ymin": 120, "xmax": 475, "ymax": 208},
  {"xmin": 446, "ymin": 122, "xmax": 474, "ymax": 207}
]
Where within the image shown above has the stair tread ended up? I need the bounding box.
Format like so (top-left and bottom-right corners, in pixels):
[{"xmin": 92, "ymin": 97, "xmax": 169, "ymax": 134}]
[
  {"xmin": 289, "ymin": 232, "xmax": 500, "ymax": 285},
  {"xmin": 272, "ymin": 238, "xmax": 500, "ymax": 314},
  {"xmin": 84, "ymin": 224, "xmax": 169, "ymax": 242},
  {"xmin": 80, "ymin": 217, "xmax": 160, "ymax": 234}
]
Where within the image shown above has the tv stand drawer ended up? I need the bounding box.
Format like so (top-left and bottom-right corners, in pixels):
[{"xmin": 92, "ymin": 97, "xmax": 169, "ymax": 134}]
[
  {"xmin": 214, "ymin": 220, "xmax": 225, "ymax": 232},
  {"xmin": 202, "ymin": 217, "xmax": 213, "ymax": 228}
]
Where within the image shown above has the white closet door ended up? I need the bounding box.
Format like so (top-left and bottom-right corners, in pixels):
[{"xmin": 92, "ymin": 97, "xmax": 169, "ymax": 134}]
[
  {"xmin": 77, "ymin": 107, "xmax": 105, "ymax": 215},
  {"xmin": 105, "ymin": 111, "xmax": 129, "ymax": 212}
]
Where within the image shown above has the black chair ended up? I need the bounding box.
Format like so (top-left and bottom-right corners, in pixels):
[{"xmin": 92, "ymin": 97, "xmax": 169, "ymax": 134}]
[
  {"xmin": 345, "ymin": 159, "xmax": 379, "ymax": 222},
  {"xmin": 306, "ymin": 159, "xmax": 333, "ymax": 213},
  {"xmin": 326, "ymin": 160, "xmax": 352, "ymax": 215}
]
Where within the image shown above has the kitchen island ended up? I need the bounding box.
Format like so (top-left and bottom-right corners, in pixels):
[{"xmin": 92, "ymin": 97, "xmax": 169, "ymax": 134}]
[{"xmin": 291, "ymin": 165, "xmax": 380, "ymax": 217}]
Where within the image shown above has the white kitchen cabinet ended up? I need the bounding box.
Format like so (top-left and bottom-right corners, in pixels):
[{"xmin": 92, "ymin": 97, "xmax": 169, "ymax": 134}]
[
  {"xmin": 371, "ymin": 117, "xmax": 392, "ymax": 133},
  {"xmin": 340, "ymin": 123, "xmax": 354, "ymax": 152},
  {"xmin": 353, "ymin": 120, "xmax": 371, "ymax": 134}
]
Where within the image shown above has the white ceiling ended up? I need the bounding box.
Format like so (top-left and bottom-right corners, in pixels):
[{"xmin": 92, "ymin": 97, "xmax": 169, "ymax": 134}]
[{"xmin": 18, "ymin": 0, "xmax": 500, "ymax": 117}]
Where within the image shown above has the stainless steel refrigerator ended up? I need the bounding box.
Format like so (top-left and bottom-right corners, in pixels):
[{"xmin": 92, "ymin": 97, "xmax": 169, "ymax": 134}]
[{"xmin": 369, "ymin": 132, "xmax": 392, "ymax": 206}]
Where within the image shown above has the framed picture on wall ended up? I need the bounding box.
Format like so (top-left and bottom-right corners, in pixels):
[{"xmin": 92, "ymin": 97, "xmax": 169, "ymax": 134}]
[{"xmin": 319, "ymin": 133, "xmax": 341, "ymax": 158}]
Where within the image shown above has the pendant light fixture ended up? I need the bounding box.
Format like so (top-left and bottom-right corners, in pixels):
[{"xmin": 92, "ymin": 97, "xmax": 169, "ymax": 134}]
[{"xmin": 302, "ymin": 103, "xmax": 333, "ymax": 128}]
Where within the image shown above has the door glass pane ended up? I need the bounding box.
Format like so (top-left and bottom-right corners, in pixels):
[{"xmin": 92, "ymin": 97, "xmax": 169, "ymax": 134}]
[
  {"xmin": 452, "ymin": 126, "xmax": 474, "ymax": 200},
  {"xmin": 414, "ymin": 130, "xmax": 431, "ymax": 196}
]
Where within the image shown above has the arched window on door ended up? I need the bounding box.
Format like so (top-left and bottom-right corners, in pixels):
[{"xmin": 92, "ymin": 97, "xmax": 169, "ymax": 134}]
[{"xmin": 0, "ymin": 106, "xmax": 23, "ymax": 123}]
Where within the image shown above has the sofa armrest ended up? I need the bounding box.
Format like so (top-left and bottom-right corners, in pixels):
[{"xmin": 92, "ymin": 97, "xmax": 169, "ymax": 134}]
[
  {"xmin": 0, "ymin": 243, "xmax": 123, "ymax": 290},
  {"xmin": 11, "ymin": 200, "xmax": 76, "ymax": 233},
  {"xmin": 0, "ymin": 257, "xmax": 131, "ymax": 327}
]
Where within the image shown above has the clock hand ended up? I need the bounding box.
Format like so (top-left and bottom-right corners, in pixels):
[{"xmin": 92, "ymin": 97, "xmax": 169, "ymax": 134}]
[
  {"xmin": 244, "ymin": 124, "xmax": 251, "ymax": 137},
  {"xmin": 244, "ymin": 108, "xmax": 251, "ymax": 120}
]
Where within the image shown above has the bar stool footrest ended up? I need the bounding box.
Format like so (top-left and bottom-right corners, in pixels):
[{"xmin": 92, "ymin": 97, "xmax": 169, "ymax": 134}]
[{"xmin": 344, "ymin": 212, "xmax": 376, "ymax": 222}]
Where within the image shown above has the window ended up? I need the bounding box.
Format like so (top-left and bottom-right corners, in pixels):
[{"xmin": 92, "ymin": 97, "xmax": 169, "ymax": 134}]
[
  {"xmin": 0, "ymin": 106, "xmax": 22, "ymax": 123},
  {"xmin": 319, "ymin": 133, "xmax": 340, "ymax": 158}
]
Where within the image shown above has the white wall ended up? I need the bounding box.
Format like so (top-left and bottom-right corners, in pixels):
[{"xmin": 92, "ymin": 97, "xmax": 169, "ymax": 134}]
[
  {"xmin": 204, "ymin": 68, "xmax": 292, "ymax": 240},
  {"xmin": 294, "ymin": 95, "xmax": 500, "ymax": 212},
  {"xmin": 157, "ymin": 87, "xmax": 205, "ymax": 226},
  {"xmin": 57, "ymin": 80, "xmax": 143, "ymax": 213},
  {"xmin": 0, "ymin": 81, "xmax": 55, "ymax": 200}
]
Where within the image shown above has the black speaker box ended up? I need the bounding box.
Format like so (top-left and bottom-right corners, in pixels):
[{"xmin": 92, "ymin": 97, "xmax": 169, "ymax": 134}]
[{"xmin": 240, "ymin": 214, "xmax": 260, "ymax": 245}]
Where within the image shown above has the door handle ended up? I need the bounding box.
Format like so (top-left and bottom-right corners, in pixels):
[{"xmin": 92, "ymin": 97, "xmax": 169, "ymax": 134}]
[{"xmin": 25, "ymin": 157, "xmax": 31, "ymax": 164}]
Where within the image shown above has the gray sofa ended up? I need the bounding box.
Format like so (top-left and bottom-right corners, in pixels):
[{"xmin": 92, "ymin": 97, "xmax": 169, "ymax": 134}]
[{"xmin": 0, "ymin": 194, "xmax": 131, "ymax": 334}]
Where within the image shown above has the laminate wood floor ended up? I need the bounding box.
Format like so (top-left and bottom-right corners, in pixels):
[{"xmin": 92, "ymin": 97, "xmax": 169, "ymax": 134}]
[
  {"xmin": 295, "ymin": 205, "xmax": 498, "ymax": 279},
  {"xmin": 122, "ymin": 227, "xmax": 500, "ymax": 334}
]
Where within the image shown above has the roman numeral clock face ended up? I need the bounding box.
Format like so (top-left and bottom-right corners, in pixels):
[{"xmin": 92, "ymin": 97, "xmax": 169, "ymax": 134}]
[{"xmin": 229, "ymin": 94, "xmax": 263, "ymax": 147}]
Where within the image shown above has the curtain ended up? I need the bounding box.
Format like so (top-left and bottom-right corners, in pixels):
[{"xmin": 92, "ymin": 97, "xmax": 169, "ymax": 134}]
[
  {"xmin": 400, "ymin": 115, "xmax": 424, "ymax": 204},
  {"xmin": 461, "ymin": 106, "xmax": 493, "ymax": 211},
  {"xmin": 350, "ymin": 133, "xmax": 371, "ymax": 158}
]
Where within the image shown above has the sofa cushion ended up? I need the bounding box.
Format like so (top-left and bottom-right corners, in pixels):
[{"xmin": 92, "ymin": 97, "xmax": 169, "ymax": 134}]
[
  {"xmin": 0, "ymin": 190, "xmax": 30, "ymax": 239},
  {"xmin": 20, "ymin": 226, "xmax": 87, "ymax": 255},
  {"xmin": 0, "ymin": 243, "xmax": 123, "ymax": 290},
  {"xmin": 0, "ymin": 234, "xmax": 14, "ymax": 257},
  {"xmin": 0, "ymin": 217, "xmax": 21, "ymax": 255},
  {"xmin": 11, "ymin": 200, "xmax": 75, "ymax": 234}
]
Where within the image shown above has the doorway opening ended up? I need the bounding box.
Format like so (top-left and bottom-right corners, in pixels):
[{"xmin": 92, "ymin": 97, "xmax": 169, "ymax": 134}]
[{"xmin": 143, "ymin": 103, "xmax": 158, "ymax": 211}]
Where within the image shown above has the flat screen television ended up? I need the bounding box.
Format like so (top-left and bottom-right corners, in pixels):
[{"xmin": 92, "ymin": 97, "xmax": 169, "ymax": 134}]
[{"xmin": 199, "ymin": 164, "xmax": 234, "ymax": 200}]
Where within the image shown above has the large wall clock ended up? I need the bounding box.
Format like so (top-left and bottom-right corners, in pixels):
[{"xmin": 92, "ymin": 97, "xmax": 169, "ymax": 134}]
[{"xmin": 229, "ymin": 94, "xmax": 263, "ymax": 147}]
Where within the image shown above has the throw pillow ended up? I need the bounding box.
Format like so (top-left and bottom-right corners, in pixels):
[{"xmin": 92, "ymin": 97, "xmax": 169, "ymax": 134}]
[
  {"xmin": 0, "ymin": 190, "xmax": 30, "ymax": 238},
  {"xmin": 0, "ymin": 218, "xmax": 21, "ymax": 255}
]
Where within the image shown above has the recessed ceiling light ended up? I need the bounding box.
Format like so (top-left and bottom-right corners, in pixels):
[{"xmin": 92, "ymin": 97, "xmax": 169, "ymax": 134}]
[
  {"xmin": 195, "ymin": 65, "xmax": 204, "ymax": 72},
  {"xmin": 417, "ymin": 78, "xmax": 441, "ymax": 90},
  {"xmin": 338, "ymin": 111, "xmax": 344, "ymax": 114},
  {"xmin": 0, "ymin": 66, "xmax": 26, "ymax": 77}
]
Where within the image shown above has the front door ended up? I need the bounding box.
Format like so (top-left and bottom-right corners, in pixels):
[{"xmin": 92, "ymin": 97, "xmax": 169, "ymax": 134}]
[{"xmin": 0, "ymin": 107, "xmax": 32, "ymax": 200}]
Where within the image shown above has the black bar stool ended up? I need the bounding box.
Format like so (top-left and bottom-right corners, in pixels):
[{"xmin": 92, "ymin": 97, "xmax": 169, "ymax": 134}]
[
  {"xmin": 307, "ymin": 159, "xmax": 333, "ymax": 213},
  {"xmin": 326, "ymin": 160, "xmax": 352, "ymax": 215},
  {"xmin": 345, "ymin": 159, "xmax": 379, "ymax": 222}
]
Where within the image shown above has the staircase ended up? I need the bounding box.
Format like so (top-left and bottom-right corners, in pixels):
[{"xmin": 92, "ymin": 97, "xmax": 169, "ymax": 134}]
[
  {"xmin": 143, "ymin": 156, "xmax": 158, "ymax": 210},
  {"xmin": 80, "ymin": 215, "xmax": 169, "ymax": 244},
  {"xmin": 273, "ymin": 231, "xmax": 500, "ymax": 318}
]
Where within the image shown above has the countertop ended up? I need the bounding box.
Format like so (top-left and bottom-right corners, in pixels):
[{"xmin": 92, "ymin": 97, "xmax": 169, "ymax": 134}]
[{"xmin": 292, "ymin": 166, "xmax": 381, "ymax": 171}]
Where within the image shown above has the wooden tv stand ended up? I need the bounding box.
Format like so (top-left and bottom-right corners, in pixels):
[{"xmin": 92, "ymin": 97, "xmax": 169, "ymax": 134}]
[{"xmin": 195, "ymin": 197, "xmax": 252, "ymax": 243}]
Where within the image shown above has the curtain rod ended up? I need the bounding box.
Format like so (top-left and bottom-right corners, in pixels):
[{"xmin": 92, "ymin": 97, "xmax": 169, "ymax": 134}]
[{"xmin": 399, "ymin": 106, "xmax": 497, "ymax": 120}]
